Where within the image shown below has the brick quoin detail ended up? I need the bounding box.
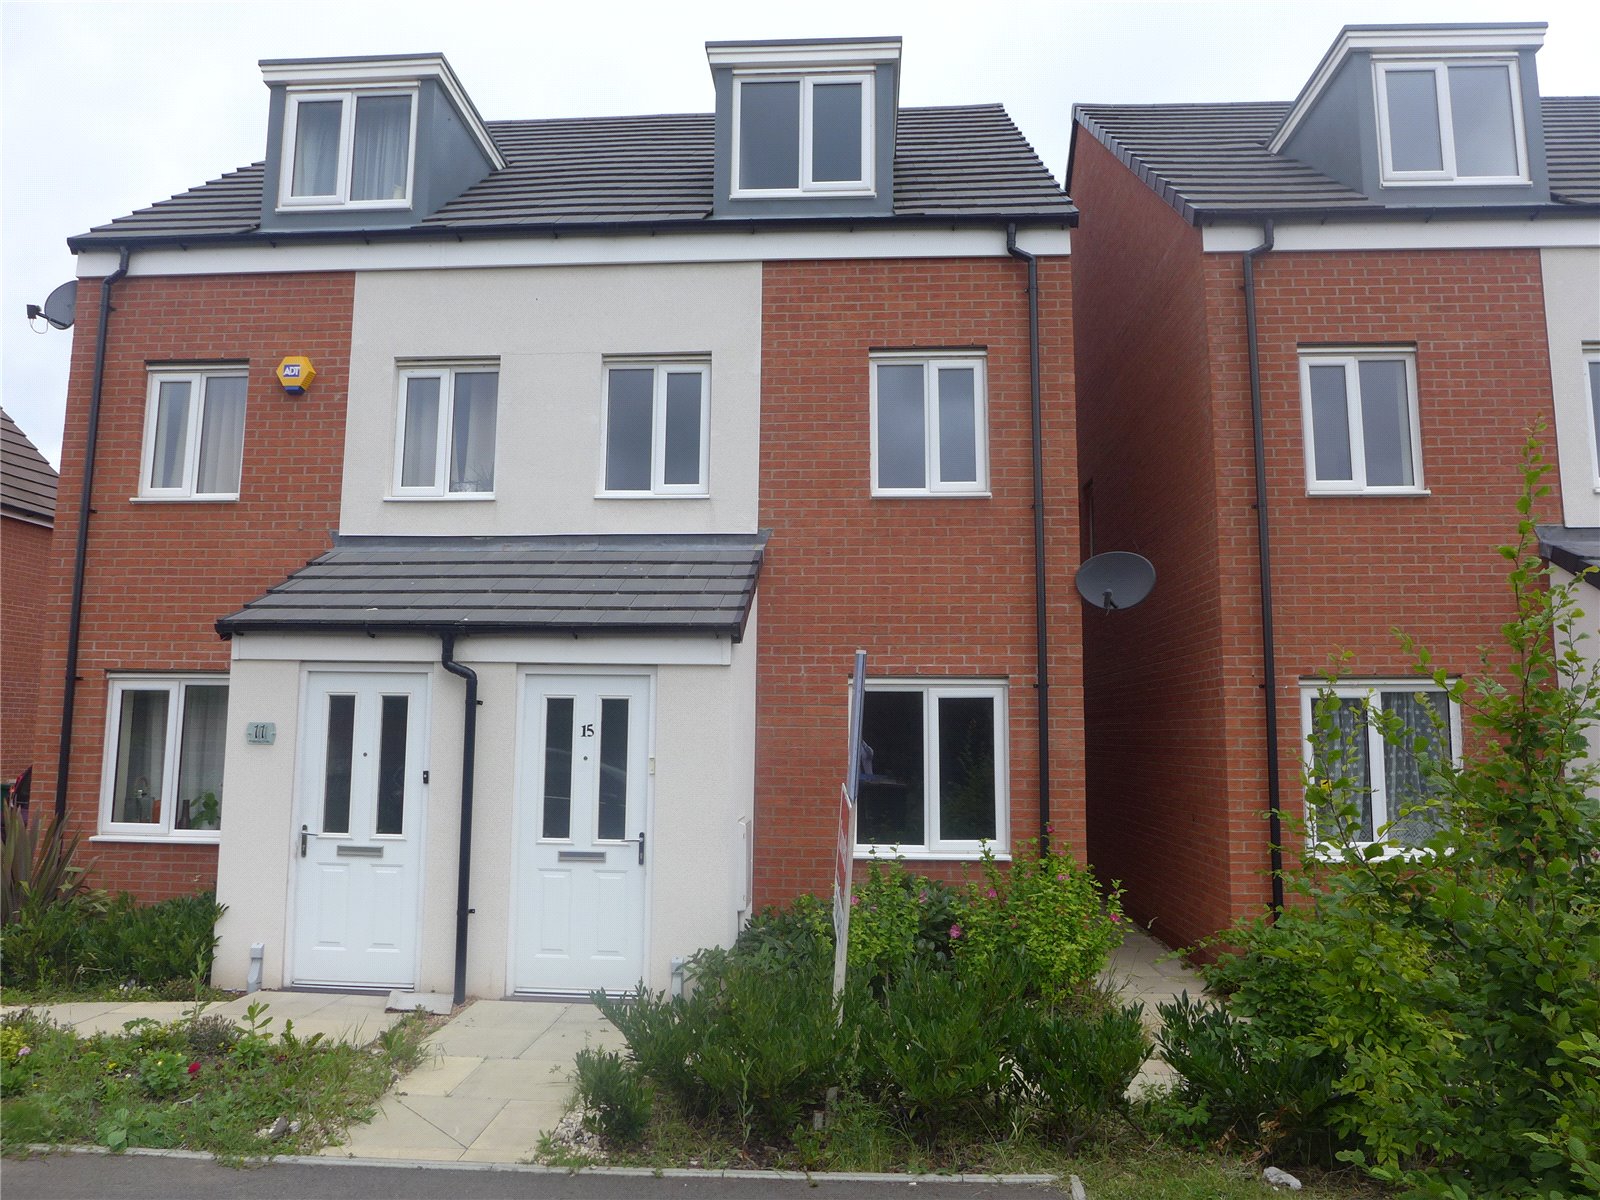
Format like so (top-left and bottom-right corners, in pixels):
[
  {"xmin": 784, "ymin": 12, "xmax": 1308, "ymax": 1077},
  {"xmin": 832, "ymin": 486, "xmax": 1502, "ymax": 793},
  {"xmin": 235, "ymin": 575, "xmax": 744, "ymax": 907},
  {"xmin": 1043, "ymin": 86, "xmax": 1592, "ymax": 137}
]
[
  {"xmin": 755, "ymin": 257, "xmax": 1083, "ymax": 909},
  {"xmin": 1071, "ymin": 130, "xmax": 1556, "ymax": 951},
  {"xmin": 32, "ymin": 271, "xmax": 354, "ymax": 900}
]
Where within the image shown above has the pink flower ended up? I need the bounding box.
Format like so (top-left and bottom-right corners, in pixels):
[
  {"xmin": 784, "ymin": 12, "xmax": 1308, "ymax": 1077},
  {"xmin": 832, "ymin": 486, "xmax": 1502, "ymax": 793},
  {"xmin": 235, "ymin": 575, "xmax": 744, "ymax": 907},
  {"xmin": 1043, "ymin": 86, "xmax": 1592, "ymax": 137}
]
[
  {"xmin": 851, "ymin": 894, "xmax": 861, "ymax": 906},
  {"xmin": 188, "ymin": 1061, "xmax": 201, "ymax": 1075},
  {"xmin": 1110, "ymin": 912, "xmax": 1123, "ymax": 923},
  {"xmin": 985, "ymin": 888, "xmax": 998, "ymax": 899},
  {"xmin": 16, "ymin": 1046, "xmax": 30, "ymax": 1058},
  {"xmin": 1056, "ymin": 873, "xmax": 1067, "ymax": 882},
  {"xmin": 949, "ymin": 924, "xmax": 963, "ymax": 939},
  {"xmin": 1045, "ymin": 823, "xmax": 1055, "ymax": 834},
  {"xmin": 918, "ymin": 889, "xmax": 930, "ymax": 903}
]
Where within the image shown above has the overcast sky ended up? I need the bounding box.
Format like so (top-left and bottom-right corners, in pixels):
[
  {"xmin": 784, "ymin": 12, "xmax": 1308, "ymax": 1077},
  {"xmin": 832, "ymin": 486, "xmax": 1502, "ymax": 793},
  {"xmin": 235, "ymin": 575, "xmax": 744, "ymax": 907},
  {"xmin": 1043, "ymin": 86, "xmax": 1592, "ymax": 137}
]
[{"xmin": 4, "ymin": 0, "xmax": 1597, "ymax": 467}]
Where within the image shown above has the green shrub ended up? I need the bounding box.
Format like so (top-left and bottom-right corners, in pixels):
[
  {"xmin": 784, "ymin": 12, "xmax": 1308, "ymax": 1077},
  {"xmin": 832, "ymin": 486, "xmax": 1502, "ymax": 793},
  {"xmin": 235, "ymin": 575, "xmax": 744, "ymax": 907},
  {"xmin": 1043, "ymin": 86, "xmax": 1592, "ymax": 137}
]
[
  {"xmin": 572, "ymin": 1047, "xmax": 652, "ymax": 1144},
  {"xmin": 731, "ymin": 892, "xmax": 835, "ymax": 974},
  {"xmin": 956, "ymin": 840, "xmax": 1124, "ymax": 1002},
  {"xmin": 1012, "ymin": 988, "xmax": 1150, "ymax": 1149},
  {"xmin": 0, "ymin": 890, "xmax": 223, "ymax": 992},
  {"xmin": 1169, "ymin": 442, "xmax": 1600, "ymax": 1197},
  {"xmin": 2, "ymin": 803, "xmax": 92, "ymax": 926}
]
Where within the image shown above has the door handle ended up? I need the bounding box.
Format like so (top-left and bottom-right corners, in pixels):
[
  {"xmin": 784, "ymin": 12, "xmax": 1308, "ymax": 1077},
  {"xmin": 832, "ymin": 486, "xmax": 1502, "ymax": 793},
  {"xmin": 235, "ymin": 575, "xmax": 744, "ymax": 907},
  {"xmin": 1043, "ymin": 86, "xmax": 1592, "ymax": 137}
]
[
  {"xmin": 637, "ymin": 830, "xmax": 645, "ymax": 866},
  {"xmin": 299, "ymin": 825, "xmax": 309, "ymax": 858}
]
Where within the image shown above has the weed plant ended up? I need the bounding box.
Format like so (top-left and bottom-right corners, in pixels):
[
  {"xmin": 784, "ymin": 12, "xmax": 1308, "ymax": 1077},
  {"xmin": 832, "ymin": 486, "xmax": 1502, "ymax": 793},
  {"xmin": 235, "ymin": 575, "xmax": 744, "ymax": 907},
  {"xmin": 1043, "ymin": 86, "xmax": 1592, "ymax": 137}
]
[{"xmin": 0, "ymin": 1001, "xmax": 431, "ymax": 1156}]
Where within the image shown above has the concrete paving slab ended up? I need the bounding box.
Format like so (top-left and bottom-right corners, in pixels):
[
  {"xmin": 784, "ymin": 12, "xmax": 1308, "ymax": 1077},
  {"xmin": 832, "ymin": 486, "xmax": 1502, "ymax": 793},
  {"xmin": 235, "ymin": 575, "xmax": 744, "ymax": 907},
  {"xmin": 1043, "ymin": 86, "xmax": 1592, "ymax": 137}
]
[
  {"xmin": 209, "ymin": 992, "xmax": 341, "ymax": 1021},
  {"xmin": 450, "ymin": 1000, "xmax": 567, "ymax": 1032},
  {"xmin": 332, "ymin": 1096, "xmax": 469, "ymax": 1157},
  {"xmin": 425, "ymin": 1023, "xmax": 539, "ymax": 1059},
  {"xmin": 396, "ymin": 1055, "xmax": 483, "ymax": 1097},
  {"xmin": 452, "ymin": 1057, "xmax": 575, "ymax": 1102},
  {"xmin": 463, "ymin": 1097, "xmax": 570, "ymax": 1154},
  {"xmin": 5, "ymin": 1002, "xmax": 125, "ymax": 1028},
  {"xmin": 391, "ymin": 990, "xmax": 454, "ymax": 1015},
  {"xmin": 395, "ymin": 1094, "xmax": 509, "ymax": 1148}
]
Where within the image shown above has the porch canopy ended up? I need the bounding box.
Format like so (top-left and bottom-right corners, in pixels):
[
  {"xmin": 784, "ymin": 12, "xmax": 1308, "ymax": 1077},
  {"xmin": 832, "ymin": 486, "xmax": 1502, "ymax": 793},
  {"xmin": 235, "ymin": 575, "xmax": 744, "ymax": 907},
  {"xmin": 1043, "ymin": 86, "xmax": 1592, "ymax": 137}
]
[{"xmin": 217, "ymin": 532, "xmax": 769, "ymax": 641}]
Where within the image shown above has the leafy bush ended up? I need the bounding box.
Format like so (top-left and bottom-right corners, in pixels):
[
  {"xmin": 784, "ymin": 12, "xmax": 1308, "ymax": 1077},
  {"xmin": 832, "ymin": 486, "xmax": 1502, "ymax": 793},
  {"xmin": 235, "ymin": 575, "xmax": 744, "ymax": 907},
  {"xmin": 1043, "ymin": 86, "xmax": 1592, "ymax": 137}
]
[
  {"xmin": 1165, "ymin": 443, "xmax": 1600, "ymax": 1197},
  {"xmin": 2, "ymin": 803, "xmax": 92, "ymax": 926},
  {"xmin": 1013, "ymin": 988, "xmax": 1150, "ymax": 1150},
  {"xmin": 0, "ymin": 891, "xmax": 224, "ymax": 992},
  {"xmin": 956, "ymin": 840, "xmax": 1125, "ymax": 1002},
  {"xmin": 730, "ymin": 892, "xmax": 835, "ymax": 974},
  {"xmin": 572, "ymin": 1047, "xmax": 652, "ymax": 1144}
]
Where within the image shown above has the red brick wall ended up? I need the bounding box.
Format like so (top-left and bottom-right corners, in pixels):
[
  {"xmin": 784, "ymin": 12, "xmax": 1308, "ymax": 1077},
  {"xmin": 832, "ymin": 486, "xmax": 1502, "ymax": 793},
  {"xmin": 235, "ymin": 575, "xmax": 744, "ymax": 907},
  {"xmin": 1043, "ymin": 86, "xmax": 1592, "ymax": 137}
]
[
  {"xmin": 1071, "ymin": 128, "xmax": 1555, "ymax": 949},
  {"xmin": 3, "ymin": 515, "xmax": 55, "ymax": 783},
  {"xmin": 1069, "ymin": 131, "xmax": 1237, "ymax": 943},
  {"xmin": 754, "ymin": 256, "xmax": 1081, "ymax": 907},
  {"xmin": 31, "ymin": 271, "xmax": 353, "ymax": 900}
]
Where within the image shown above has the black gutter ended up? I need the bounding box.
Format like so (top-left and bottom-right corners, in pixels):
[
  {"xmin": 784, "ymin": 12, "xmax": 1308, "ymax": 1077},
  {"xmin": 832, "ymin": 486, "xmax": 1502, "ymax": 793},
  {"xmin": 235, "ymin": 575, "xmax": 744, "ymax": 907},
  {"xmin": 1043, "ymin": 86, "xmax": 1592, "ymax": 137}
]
[
  {"xmin": 1005, "ymin": 224, "xmax": 1052, "ymax": 855},
  {"xmin": 69, "ymin": 210, "xmax": 1078, "ymax": 255},
  {"xmin": 55, "ymin": 246, "xmax": 130, "ymax": 821},
  {"xmin": 1242, "ymin": 220, "xmax": 1285, "ymax": 916},
  {"xmin": 217, "ymin": 618, "xmax": 751, "ymax": 641},
  {"xmin": 439, "ymin": 632, "xmax": 478, "ymax": 1008}
]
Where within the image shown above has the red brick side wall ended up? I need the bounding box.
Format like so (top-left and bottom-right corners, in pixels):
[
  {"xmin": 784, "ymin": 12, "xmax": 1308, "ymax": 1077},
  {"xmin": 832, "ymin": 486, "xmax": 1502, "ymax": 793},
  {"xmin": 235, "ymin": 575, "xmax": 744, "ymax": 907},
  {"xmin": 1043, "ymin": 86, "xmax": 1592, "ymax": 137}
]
[
  {"xmin": 31, "ymin": 272, "xmax": 353, "ymax": 900},
  {"xmin": 1068, "ymin": 131, "xmax": 1236, "ymax": 943},
  {"xmin": 1072, "ymin": 129, "xmax": 1555, "ymax": 949},
  {"xmin": 755, "ymin": 256, "xmax": 1081, "ymax": 907},
  {"xmin": 3, "ymin": 516, "xmax": 55, "ymax": 783}
]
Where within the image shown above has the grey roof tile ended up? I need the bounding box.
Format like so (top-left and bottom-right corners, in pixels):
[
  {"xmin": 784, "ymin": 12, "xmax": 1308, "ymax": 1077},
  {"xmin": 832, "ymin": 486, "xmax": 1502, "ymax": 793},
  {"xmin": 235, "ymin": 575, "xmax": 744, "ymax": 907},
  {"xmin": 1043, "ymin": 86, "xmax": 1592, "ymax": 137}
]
[
  {"xmin": 1538, "ymin": 525, "xmax": 1600, "ymax": 589},
  {"xmin": 1, "ymin": 408, "xmax": 59, "ymax": 525},
  {"xmin": 1073, "ymin": 96, "xmax": 1600, "ymax": 222},
  {"xmin": 217, "ymin": 532, "xmax": 768, "ymax": 640},
  {"xmin": 75, "ymin": 105, "xmax": 1069, "ymax": 248}
]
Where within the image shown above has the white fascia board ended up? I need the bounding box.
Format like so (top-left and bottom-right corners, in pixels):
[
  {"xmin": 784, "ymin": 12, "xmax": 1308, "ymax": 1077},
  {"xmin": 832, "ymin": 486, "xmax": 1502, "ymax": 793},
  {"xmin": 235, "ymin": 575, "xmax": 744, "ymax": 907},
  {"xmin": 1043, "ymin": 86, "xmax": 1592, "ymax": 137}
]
[
  {"xmin": 76, "ymin": 225, "xmax": 1069, "ymax": 279},
  {"xmin": 259, "ymin": 54, "xmax": 505, "ymax": 171},
  {"xmin": 230, "ymin": 629, "xmax": 732, "ymax": 667},
  {"xmin": 706, "ymin": 39, "xmax": 901, "ymax": 68},
  {"xmin": 1268, "ymin": 23, "xmax": 1547, "ymax": 155},
  {"xmin": 1201, "ymin": 216, "xmax": 1597, "ymax": 254}
]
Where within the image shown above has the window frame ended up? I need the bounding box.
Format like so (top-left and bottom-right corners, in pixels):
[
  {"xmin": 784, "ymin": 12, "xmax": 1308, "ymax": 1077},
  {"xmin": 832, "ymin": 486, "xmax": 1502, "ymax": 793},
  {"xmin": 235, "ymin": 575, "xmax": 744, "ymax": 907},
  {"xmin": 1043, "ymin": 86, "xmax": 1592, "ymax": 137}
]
[
  {"xmin": 1300, "ymin": 679, "xmax": 1463, "ymax": 860},
  {"xmin": 597, "ymin": 359, "xmax": 712, "ymax": 498},
  {"xmin": 870, "ymin": 352, "xmax": 990, "ymax": 497},
  {"xmin": 854, "ymin": 680, "xmax": 1009, "ymax": 859},
  {"xmin": 730, "ymin": 70, "xmax": 875, "ymax": 198},
  {"xmin": 1372, "ymin": 55, "xmax": 1530, "ymax": 187},
  {"xmin": 390, "ymin": 362, "xmax": 500, "ymax": 499},
  {"xmin": 278, "ymin": 86, "xmax": 420, "ymax": 211},
  {"xmin": 1298, "ymin": 348, "xmax": 1425, "ymax": 496},
  {"xmin": 1584, "ymin": 347, "xmax": 1600, "ymax": 492},
  {"xmin": 137, "ymin": 367, "xmax": 249, "ymax": 501},
  {"xmin": 97, "ymin": 675, "xmax": 229, "ymax": 842}
]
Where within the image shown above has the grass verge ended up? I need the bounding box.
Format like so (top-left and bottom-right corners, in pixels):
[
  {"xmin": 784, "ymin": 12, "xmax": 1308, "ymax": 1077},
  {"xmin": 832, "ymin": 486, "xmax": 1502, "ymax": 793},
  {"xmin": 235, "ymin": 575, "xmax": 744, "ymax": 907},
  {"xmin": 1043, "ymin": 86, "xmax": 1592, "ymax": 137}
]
[{"xmin": 0, "ymin": 1000, "xmax": 435, "ymax": 1158}]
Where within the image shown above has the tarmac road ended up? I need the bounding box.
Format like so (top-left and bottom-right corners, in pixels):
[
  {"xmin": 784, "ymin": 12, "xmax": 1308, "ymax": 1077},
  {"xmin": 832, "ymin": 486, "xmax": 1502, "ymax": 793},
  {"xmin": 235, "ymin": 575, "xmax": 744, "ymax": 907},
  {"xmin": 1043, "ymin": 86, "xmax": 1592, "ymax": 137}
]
[{"xmin": 3, "ymin": 1150, "xmax": 1063, "ymax": 1199}]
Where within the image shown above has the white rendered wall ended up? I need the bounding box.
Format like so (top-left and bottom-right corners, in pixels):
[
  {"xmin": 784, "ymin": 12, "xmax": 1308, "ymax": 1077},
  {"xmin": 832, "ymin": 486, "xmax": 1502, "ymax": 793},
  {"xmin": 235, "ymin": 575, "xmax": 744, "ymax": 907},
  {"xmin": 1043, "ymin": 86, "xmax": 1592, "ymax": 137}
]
[
  {"xmin": 1541, "ymin": 248, "xmax": 1600, "ymax": 527},
  {"xmin": 216, "ymin": 628, "xmax": 757, "ymax": 996},
  {"xmin": 342, "ymin": 263, "xmax": 762, "ymax": 537},
  {"xmin": 1551, "ymin": 566, "xmax": 1600, "ymax": 776}
]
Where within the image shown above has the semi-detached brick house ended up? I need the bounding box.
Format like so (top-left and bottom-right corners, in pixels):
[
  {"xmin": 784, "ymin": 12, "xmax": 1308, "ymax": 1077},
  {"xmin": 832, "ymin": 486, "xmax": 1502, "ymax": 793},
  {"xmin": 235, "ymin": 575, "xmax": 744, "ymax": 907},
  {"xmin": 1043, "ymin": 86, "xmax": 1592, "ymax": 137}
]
[
  {"xmin": 35, "ymin": 38, "xmax": 1080, "ymax": 1000},
  {"xmin": 3, "ymin": 409, "xmax": 61, "ymax": 791},
  {"xmin": 1067, "ymin": 22, "xmax": 1600, "ymax": 951}
]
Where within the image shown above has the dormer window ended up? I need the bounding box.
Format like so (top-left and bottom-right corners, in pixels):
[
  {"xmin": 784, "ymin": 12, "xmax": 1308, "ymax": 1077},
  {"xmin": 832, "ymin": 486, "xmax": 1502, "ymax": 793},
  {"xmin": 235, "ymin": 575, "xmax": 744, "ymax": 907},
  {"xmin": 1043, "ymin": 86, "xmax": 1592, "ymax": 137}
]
[
  {"xmin": 281, "ymin": 88, "xmax": 417, "ymax": 208},
  {"xmin": 733, "ymin": 72, "xmax": 873, "ymax": 196},
  {"xmin": 1374, "ymin": 57, "xmax": 1528, "ymax": 185}
]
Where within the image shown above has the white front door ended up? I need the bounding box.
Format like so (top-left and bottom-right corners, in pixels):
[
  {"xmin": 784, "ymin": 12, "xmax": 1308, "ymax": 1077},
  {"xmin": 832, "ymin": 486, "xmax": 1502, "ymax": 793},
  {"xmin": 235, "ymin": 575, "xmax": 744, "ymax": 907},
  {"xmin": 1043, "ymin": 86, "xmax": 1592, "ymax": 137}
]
[
  {"xmin": 292, "ymin": 672, "xmax": 426, "ymax": 989},
  {"xmin": 513, "ymin": 674, "xmax": 649, "ymax": 994}
]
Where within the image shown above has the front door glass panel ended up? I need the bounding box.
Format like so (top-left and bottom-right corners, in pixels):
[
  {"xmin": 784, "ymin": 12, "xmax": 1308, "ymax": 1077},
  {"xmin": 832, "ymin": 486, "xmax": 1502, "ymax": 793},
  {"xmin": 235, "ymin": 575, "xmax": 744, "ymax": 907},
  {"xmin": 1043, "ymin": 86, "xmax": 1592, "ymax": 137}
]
[
  {"xmin": 322, "ymin": 694, "xmax": 355, "ymax": 834},
  {"xmin": 597, "ymin": 697, "xmax": 629, "ymax": 840},
  {"xmin": 542, "ymin": 697, "xmax": 575, "ymax": 839},
  {"xmin": 375, "ymin": 695, "xmax": 408, "ymax": 835}
]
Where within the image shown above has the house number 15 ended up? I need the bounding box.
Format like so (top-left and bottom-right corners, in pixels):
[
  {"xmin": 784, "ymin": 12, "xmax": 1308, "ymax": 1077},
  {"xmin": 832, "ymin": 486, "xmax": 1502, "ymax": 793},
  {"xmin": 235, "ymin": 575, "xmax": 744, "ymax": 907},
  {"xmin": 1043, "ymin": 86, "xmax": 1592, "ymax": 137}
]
[{"xmin": 580, "ymin": 723, "xmax": 594, "ymax": 737}]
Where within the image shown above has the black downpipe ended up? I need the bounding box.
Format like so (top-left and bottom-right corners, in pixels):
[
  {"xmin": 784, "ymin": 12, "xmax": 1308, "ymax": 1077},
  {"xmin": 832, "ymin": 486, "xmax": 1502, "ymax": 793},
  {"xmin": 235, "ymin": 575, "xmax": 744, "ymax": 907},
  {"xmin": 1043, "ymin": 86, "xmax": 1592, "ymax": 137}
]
[
  {"xmin": 1243, "ymin": 221, "xmax": 1286, "ymax": 916},
  {"xmin": 55, "ymin": 247, "xmax": 131, "ymax": 821},
  {"xmin": 1006, "ymin": 225, "xmax": 1052, "ymax": 854},
  {"xmin": 440, "ymin": 632, "xmax": 477, "ymax": 1006}
]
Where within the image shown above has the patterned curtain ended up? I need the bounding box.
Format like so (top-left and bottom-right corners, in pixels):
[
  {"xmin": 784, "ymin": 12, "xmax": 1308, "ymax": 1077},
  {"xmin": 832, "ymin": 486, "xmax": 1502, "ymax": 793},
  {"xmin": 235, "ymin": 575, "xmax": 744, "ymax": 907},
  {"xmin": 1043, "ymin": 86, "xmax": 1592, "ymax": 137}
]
[
  {"xmin": 1313, "ymin": 695, "xmax": 1373, "ymax": 842},
  {"xmin": 1382, "ymin": 691, "xmax": 1449, "ymax": 846}
]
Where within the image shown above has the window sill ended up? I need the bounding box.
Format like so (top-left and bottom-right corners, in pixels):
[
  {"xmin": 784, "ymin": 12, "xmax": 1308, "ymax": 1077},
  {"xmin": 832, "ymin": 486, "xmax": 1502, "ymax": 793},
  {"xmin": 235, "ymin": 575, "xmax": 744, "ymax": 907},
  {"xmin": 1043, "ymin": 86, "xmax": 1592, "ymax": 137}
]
[
  {"xmin": 730, "ymin": 187, "xmax": 876, "ymax": 201},
  {"xmin": 1379, "ymin": 175, "xmax": 1530, "ymax": 188},
  {"xmin": 871, "ymin": 490, "xmax": 991, "ymax": 500},
  {"xmin": 384, "ymin": 493, "xmax": 496, "ymax": 502},
  {"xmin": 275, "ymin": 199, "xmax": 413, "ymax": 213},
  {"xmin": 1306, "ymin": 487, "xmax": 1431, "ymax": 498},
  {"xmin": 1306, "ymin": 842, "xmax": 1432, "ymax": 863},
  {"xmin": 594, "ymin": 492, "xmax": 710, "ymax": 501},
  {"xmin": 855, "ymin": 848, "xmax": 1011, "ymax": 863},
  {"xmin": 90, "ymin": 834, "xmax": 221, "ymax": 846},
  {"xmin": 129, "ymin": 495, "xmax": 239, "ymax": 504}
]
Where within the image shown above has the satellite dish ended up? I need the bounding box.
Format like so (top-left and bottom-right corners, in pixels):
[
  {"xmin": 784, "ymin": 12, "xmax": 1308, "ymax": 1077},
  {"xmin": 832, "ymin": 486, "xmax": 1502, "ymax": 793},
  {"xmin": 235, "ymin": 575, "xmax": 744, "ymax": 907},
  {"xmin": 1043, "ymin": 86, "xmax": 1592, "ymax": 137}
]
[
  {"xmin": 28, "ymin": 280, "xmax": 78, "ymax": 331},
  {"xmin": 1075, "ymin": 551, "xmax": 1156, "ymax": 612}
]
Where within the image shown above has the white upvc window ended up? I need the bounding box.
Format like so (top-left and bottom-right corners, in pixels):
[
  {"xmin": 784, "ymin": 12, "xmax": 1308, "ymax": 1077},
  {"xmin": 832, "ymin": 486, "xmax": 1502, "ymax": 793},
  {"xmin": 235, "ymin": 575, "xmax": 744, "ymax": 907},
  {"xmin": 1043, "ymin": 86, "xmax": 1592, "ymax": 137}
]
[
  {"xmin": 1585, "ymin": 348, "xmax": 1600, "ymax": 491},
  {"xmin": 732, "ymin": 72, "xmax": 874, "ymax": 197},
  {"xmin": 871, "ymin": 352, "xmax": 989, "ymax": 497},
  {"xmin": 1373, "ymin": 56, "xmax": 1529, "ymax": 186},
  {"xmin": 599, "ymin": 360, "xmax": 711, "ymax": 497},
  {"xmin": 856, "ymin": 681, "xmax": 1008, "ymax": 858},
  {"xmin": 1299, "ymin": 348, "xmax": 1424, "ymax": 495},
  {"xmin": 1301, "ymin": 681, "xmax": 1461, "ymax": 856},
  {"xmin": 139, "ymin": 368, "xmax": 248, "ymax": 500},
  {"xmin": 392, "ymin": 364, "xmax": 499, "ymax": 498},
  {"xmin": 99, "ymin": 676, "xmax": 229, "ymax": 841},
  {"xmin": 279, "ymin": 87, "xmax": 418, "ymax": 209}
]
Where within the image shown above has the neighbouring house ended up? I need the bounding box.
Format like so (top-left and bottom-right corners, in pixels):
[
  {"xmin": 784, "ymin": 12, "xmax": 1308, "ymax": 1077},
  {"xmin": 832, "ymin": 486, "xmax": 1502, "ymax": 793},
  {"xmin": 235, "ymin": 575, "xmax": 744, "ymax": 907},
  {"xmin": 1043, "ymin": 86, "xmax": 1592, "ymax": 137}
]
[
  {"xmin": 33, "ymin": 39, "xmax": 1079, "ymax": 999},
  {"xmin": 1068, "ymin": 22, "xmax": 1600, "ymax": 950},
  {"xmin": 2, "ymin": 408, "xmax": 59, "ymax": 795}
]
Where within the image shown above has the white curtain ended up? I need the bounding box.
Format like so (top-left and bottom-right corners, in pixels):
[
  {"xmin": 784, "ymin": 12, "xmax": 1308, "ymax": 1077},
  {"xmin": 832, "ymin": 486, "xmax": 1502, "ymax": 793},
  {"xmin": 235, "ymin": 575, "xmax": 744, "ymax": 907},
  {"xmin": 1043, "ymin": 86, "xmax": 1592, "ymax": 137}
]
[
  {"xmin": 450, "ymin": 372, "xmax": 498, "ymax": 492},
  {"xmin": 150, "ymin": 381, "xmax": 191, "ymax": 489},
  {"xmin": 113, "ymin": 690, "xmax": 167, "ymax": 824},
  {"xmin": 402, "ymin": 376, "xmax": 442, "ymax": 488},
  {"xmin": 351, "ymin": 95, "xmax": 411, "ymax": 201},
  {"xmin": 175, "ymin": 686, "xmax": 228, "ymax": 830},
  {"xmin": 292, "ymin": 100, "xmax": 342, "ymax": 196},
  {"xmin": 195, "ymin": 377, "xmax": 246, "ymax": 494},
  {"xmin": 1383, "ymin": 691, "xmax": 1448, "ymax": 846}
]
